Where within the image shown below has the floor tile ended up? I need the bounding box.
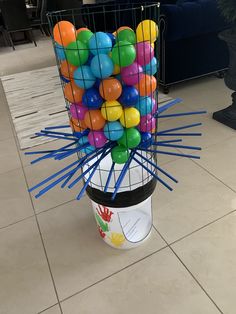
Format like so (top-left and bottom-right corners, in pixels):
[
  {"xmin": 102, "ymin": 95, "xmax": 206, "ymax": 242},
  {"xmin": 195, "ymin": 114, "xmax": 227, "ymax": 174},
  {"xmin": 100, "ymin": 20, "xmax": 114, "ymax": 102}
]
[
  {"xmin": 24, "ymin": 152, "xmax": 78, "ymax": 213},
  {"xmin": 0, "ymin": 115, "xmax": 14, "ymax": 142},
  {"xmin": 40, "ymin": 305, "xmax": 61, "ymax": 314},
  {"xmin": 61, "ymin": 247, "xmax": 219, "ymax": 314},
  {"xmin": 0, "ymin": 137, "xmax": 21, "ymax": 175},
  {"xmin": 37, "ymin": 199, "xmax": 166, "ymax": 300},
  {"xmin": 196, "ymin": 137, "xmax": 236, "ymax": 192},
  {"xmin": 152, "ymin": 158, "xmax": 236, "ymax": 243},
  {"xmin": 0, "ymin": 168, "xmax": 34, "ymax": 228},
  {"xmin": 172, "ymin": 212, "xmax": 236, "ymax": 314},
  {"xmin": 0, "ymin": 217, "xmax": 57, "ymax": 314}
]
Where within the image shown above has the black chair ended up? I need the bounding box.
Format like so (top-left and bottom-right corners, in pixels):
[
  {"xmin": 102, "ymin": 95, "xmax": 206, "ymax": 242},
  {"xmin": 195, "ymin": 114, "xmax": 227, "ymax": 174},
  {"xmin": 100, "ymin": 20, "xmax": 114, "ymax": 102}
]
[
  {"xmin": 0, "ymin": 0, "xmax": 37, "ymax": 50},
  {"xmin": 30, "ymin": 0, "xmax": 50, "ymax": 35}
]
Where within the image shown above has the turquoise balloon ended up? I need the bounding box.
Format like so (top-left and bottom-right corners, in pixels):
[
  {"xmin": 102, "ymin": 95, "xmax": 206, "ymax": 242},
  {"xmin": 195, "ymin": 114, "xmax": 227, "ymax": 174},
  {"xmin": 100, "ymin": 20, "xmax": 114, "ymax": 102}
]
[
  {"xmin": 135, "ymin": 96, "xmax": 154, "ymax": 116},
  {"xmin": 89, "ymin": 32, "xmax": 112, "ymax": 55},
  {"xmin": 55, "ymin": 43, "xmax": 65, "ymax": 60},
  {"xmin": 143, "ymin": 57, "xmax": 159, "ymax": 75},
  {"xmin": 104, "ymin": 121, "xmax": 124, "ymax": 141},
  {"xmin": 90, "ymin": 54, "xmax": 114, "ymax": 79},
  {"xmin": 78, "ymin": 136, "xmax": 89, "ymax": 145},
  {"xmin": 74, "ymin": 65, "xmax": 96, "ymax": 89}
]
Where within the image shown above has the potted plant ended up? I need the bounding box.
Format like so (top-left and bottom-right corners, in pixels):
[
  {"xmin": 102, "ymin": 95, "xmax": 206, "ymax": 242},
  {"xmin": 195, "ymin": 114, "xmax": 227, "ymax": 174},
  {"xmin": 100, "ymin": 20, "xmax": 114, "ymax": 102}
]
[{"xmin": 213, "ymin": 0, "xmax": 236, "ymax": 129}]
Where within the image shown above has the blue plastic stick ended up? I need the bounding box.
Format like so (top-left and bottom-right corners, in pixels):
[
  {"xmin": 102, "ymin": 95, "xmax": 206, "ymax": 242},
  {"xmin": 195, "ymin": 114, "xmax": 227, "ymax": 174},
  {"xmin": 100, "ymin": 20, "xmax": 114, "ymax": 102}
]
[
  {"xmin": 68, "ymin": 147, "xmax": 112, "ymax": 189},
  {"xmin": 135, "ymin": 151, "xmax": 178, "ymax": 183},
  {"xmin": 156, "ymin": 139, "xmax": 183, "ymax": 144},
  {"xmin": 158, "ymin": 133, "xmax": 202, "ymax": 137},
  {"xmin": 40, "ymin": 130, "xmax": 74, "ymax": 137},
  {"xmin": 133, "ymin": 156, "xmax": 173, "ymax": 191},
  {"xmin": 76, "ymin": 150, "xmax": 111, "ymax": 200},
  {"xmin": 35, "ymin": 133, "xmax": 75, "ymax": 141},
  {"xmin": 55, "ymin": 143, "xmax": 90, "ymax": 160},
  {"xmin": 137, "ymin": 148, "xmax": 200, "ymax": 159},
  {"xmin": 28, "ymin": 160, "xmax": 80, "ymax": 193},
  {"xmin": 157, "ymin": 123, "xmax": 202, "ymax": 135},
  {"xmin": 154, "ymin": 143, "xmax": 202, "ymax": 151},
  {"xmin": 45, "ymin": 125, "xmax": 70, "ymax": 130},
  {"xmin": 111, "ymin": 152, "xmax": 135, "ymax": 200},
  {"xmin": 104, "ymin": 162, "xmax": 115, "ymax": 193},
  {"xmin": 154, "ymin": 98, "xmax": 182, "ymax": 116},
  {"xmin": 158, "ymin": 110, "xmax": 207, "ymax": 118}
]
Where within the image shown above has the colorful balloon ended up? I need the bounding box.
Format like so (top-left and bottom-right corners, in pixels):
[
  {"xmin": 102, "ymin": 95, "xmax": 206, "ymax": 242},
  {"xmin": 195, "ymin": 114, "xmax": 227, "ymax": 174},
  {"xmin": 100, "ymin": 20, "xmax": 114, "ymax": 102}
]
[
  {"xmin": 117, "ymin": 26, "xmax": 132, "ymax": 33},
  {"xmin": 118, "ymin": 128, "xmax": 141, "ymax": 148},
  {"xmin": 113, "ymin": 63, "xmax": 120, "ymax": 75},
  {"xmin": 136, "ymin": 20, "xmax": 158, "ymax": 43},
  {"xmin": 55, "ymin": 43, "xmax": 65, "ymax": 60},
  {"xmin": 118, "ymin": 86, "xmax": 139, "ymax": 107},
  {"xmin": 141, "ymin": 132, "xmax": 152, "ymax": 148},
  {"xmin": 65, "ymin": 41, "xmax": 89, "ymax": 67},
  {"xmin": 103, "ymin": 121, "xmax": 124, "ymax": 141},
  {"xmin": 76, "ymin": 28, "xmax": 89, "ymax": 35},
  {"xmin": 135, "ymin": 74, "xmax": 157, "ymax": 96},
  {"xmin": 121, "ymin": 62, "xmax": 143, "ymax": 86},
  {"xmin": 74, "ymin": 66, "xmax": 96, "ymax": 89},
  {"xmin": 135, "ymin": 96, "xmax": 154, "ymax": 116},
  {"xmin": 136, "ymin": 42, "xmax": 154, "ymax": 66},
  {"xmin": 143, "ymin": 57, "xmax": 158, "ymax": 75},
  {"xmin": 84, "ymin": 109, "xmax": 106, "ymax": 130},
  {"xmin": 76, "ymin": 30, "xmax": 93, "ymax": 46},
  {"xmin": 120, "ymin": 107, "xmax": 140, "ymax": 128},
  {"xmin": 70, "ymin": 103, "xmax": 88, "ymax": 120},
  {"xmin": 64, "ymin": 81, "xmax": 84, "ymax": 103},
  {"xmin": 111, "ymin": 146, "xmax": 130, "ymax": 164},
  {"xmin": 82, "ymin": 87, "xmax": 103, "ymax": 109},
  {"xmin": 90, "ymin": 54, "xmax": 114, "ymax": 79},
  {"xmin": 78, "ymin": 135, "xmax": 89, "ymax": 145},
  {"xmin": 138, "ymin": 114, "xmax": 156, "ymax": 132},
  {"xmin": 107, "ymin": 33, "xmax": 116, "ymax": 46},
  {"xmin": 99, "ymin": 78, "xmax": 122, "ymax": 101},
  {"xmin": 111, "ymin": 41, "xmax": 136, "ymax": 67},
  {"xmin": 89, "ymin": 32, "xmax": 112, "ymax": 55},
  {"xmin": 101, "ymin": 101, "xmax": 123, "ymax": 121},
  {"xmin": 60, "ymin": 60, "xmax": 77, "ymax": 80},
  {"xmin": 53, "ymin": 21, "xmax": 76, "ymax": 46},
  {"xmin": 117, "ymin": 29, "xmax": 136, "ymax": 45},
  {"xmin": 70, "ymin": 117, "xmax": 86, "ymax": 133},
  {"xmin": 88, "ymin": 131, "xmax": 107, "ymax": 148}
]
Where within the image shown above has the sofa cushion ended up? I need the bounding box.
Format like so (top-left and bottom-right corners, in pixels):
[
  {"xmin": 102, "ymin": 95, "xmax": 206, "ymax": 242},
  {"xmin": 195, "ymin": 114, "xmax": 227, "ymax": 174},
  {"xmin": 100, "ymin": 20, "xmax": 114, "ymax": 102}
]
[{"xmin": 161, "ymin": 0, "xmax": 229, "ymax": 41}]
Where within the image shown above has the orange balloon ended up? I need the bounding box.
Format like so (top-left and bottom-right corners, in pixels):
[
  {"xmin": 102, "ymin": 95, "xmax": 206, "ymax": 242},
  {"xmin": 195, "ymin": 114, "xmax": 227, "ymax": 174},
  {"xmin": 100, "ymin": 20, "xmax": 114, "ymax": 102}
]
[
  {"xmin": 76, "ymin": 27, "xmax": 89, "ymax": 36},
  {"xmin": 84, "ymin": 110, "xmax": 106, "ymax": 130},
  {"xmin": 135, "ymin": 75, "xmax": 157, "ymax": 96},
  {"xmin": 117, "ymin": 26, "xmax": 132, "ymax": 33},
  {"xmin": 60, "ymin": 61, "xmax": 77, "ymax": 80},
  {"xmin": 53, "ymin": 21, "xmax": 76, "ymax": 46},
  {"xmin": 70, "ymin": 117, "xmax": 86, "ymax": 133},
  {"xmin": 64, "ymin": 81, "xmax": 84, "ymax": 103},
  {"xmin": 99, "ymin": 78, "xmax": 122, "ymax": 101}
]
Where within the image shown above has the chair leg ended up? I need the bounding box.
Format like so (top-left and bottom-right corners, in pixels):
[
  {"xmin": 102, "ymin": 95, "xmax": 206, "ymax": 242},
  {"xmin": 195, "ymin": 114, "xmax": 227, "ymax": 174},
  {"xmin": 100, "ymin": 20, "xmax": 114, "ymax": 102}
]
[
  {"xmin": 8, "ymin": 32, "xmax": 15, "ymax": 50},
  {"xmin": 29, "ymin": 29, "xmax": 37, "ymax": 47}
]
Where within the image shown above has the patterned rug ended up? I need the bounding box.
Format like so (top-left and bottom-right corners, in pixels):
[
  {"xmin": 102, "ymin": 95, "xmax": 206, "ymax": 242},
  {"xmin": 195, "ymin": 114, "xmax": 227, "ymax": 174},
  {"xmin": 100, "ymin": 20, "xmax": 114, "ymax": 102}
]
[{"xmin": 1, "ymin": 66, "xmax": 172, "ymax": 150}]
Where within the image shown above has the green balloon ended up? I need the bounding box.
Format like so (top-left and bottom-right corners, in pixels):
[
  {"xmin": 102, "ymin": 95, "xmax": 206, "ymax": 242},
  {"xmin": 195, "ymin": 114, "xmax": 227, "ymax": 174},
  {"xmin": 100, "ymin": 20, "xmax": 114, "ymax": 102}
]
[
  {"xmin": 76, "ymin": 30, "xmax": 93, "ymax": 46},
  {"xmin": 117, "ymin": 29, "xmax": 136, "ymax": 45},
  {"xmin": 111, "ymin": 41, "xmax": 136, "ymax": 67},
  {"xmin": 65, "ymin": 41, "xmax": 89, "ymax": 66},
  {"xmin": 111, "ymin": 146, "xmax": 130, "ymax": 164},
  {"xmin": 118, "ymin": 128, "xmax": 141, "ymax": 148}
]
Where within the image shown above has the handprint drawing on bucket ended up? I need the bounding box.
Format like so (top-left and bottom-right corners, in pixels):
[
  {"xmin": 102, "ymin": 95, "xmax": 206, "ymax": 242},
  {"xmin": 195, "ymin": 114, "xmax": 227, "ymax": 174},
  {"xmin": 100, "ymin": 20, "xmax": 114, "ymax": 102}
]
[{"xmin": 96, "ymin": 205, "xmax": 113, "ymax": 222}]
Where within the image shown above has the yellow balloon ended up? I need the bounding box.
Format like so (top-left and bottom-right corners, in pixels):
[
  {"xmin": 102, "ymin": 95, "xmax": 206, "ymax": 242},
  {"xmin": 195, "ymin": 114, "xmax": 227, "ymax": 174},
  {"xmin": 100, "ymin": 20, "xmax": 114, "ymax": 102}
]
[
  {"xmin": 101, "ymin": 101, "xmax": 123, "ymax": 121},
  {"xmin": 136, "ymin": 20, "xmax": 158, "ymax": 43},
  {"xmin": 113, "ymin": 63, "xmax": 120, "ymax": 75},
  {"xmin": 120, "ymin": 107, "xmax": 140, "ymax": 128}
]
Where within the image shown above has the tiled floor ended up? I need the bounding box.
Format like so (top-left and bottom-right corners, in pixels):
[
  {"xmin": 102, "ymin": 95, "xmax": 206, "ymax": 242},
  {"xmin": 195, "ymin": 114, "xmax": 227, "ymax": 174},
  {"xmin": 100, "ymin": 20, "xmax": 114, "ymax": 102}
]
[{"xmin": 0, "ymin": 35, "xmax": 236, "ymax": 314}]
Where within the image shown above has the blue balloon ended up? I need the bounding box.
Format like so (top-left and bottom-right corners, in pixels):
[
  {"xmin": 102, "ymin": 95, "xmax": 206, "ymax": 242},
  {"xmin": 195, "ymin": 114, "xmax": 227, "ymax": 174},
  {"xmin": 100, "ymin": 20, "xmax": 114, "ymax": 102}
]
[
  {"xmin": 74, "ymin": 66, "xmax": 96, "ymax": 89},
  {"xmin": 94, "ymin": 78, "xmax": 101, "ymax": 89},
  {"xmin": 82, "ymin": 87, "xmax": 104, "ymax": 109},
  {"xmin": 55, "ymin": 43, "xmax": 65, "ymax": 60},
  {"xmin": 78, "ymin": 136, "xmax": 89, "ymax": 145},
  {"xmin": 104, "ymin": 121, "xmax": 124, "ymax": 141},
  {"xmin": 141, "ymin": 132, "xmax": 152, "ymax": 148},
  {"xmin": 107, "ymin": 33, "xmax": 116, "ymax": 46},
  {"xmin": 135, "ymin": 96, "xmax": 154, "ymax": 116},
  {"xmin": 86, "ymin": 53, "xmax": 94, "ymax": 66},
  {"xmin": 143, "ymin": 57, "xmax": 159, "ymax": 75},
  {"xmin": 119, "ymin": 86, "xmax": 139, "ymax": 107},
  {"xmin": 74, "ymin": 129, "xmax": 89, "ymax": 138},
  {"xmin": 78, "ymin": 136, "xmax": 95, "ymax": 154},
  {"xmin": 89, "ymin": 32, "xmax": 112, "ymax": 55},
  {"xmin": 90, "ymin": 54, "xmax": 114, "ymax": 79}
]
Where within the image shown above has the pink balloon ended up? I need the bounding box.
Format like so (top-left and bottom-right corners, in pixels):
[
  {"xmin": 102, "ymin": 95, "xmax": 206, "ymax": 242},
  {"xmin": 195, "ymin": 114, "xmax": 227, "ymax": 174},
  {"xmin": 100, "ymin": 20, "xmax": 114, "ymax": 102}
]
[
  {"xmin": 121, "ymin": 62, "xmax": 143, "ymax": 86},
  {"xmin": 88, "ymin": 131, "xmax": 107, "ymax": 148},
  {"xmin": 138, "ymin": 114, "xmax": 156, "ymax": 132},
  {"xmin": 151, "ymin": 97, "xmax": 158, "ymax": 114},
  {"xmin": 136, "ymin": 42, "xmax": 154, "ymax": 66},
  {"xmin": 70, "ymin": 103, "xmax": 88, "ymax": 120}
]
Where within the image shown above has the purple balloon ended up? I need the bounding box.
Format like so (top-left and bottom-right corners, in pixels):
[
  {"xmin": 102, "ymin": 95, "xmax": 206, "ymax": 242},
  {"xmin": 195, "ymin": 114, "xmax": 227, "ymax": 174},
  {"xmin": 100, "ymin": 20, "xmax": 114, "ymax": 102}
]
[
  {"xmin": 88, "ymin": 131, "xmax": 107, "ymax": 148},
  {"xmin": 136, "ymin": 42, "xmax": 154, "ymax": 66},
  {"xmin": 121, "ymin": 62, "xmax": 143, "ymax": 86},
  {"xmin": 70, "ymin": 103, "xmax": 88, "ymax": 120},
  {"xmin": 151, "ymin": 97, "xmax": 157, "ymax": 114},
  {"xmin": 138, "ymin": 114, "xmax": 156, "ymax": 132}
]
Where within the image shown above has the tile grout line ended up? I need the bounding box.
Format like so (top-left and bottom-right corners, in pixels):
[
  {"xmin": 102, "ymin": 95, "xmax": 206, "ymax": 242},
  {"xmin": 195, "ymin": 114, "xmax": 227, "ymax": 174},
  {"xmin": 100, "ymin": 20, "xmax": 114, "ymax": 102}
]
[
  {"xmin": 37, "ymin": 302, "xmax": 60, "ymax": 314},
  {"xmin": 152, "ymin": 225, "xmax": 224, "ymax": 314}
]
